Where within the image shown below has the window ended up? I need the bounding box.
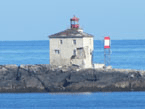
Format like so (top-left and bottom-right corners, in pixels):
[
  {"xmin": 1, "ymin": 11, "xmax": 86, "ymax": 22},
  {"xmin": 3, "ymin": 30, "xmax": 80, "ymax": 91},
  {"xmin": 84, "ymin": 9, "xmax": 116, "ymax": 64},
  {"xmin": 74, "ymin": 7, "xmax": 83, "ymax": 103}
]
[
  {"xmin": 73, "ymin": 40, "xmax": 76, "ymax": 45},
  {"xmin": 60, "ymin": 40, "xmax": 63, "ymax": 44},
  {"xmin": 73, "ymin": 49, "xmax": 76, "ymax": 55},
  {"xmin": 54, "ymin": 50, "xmax": 60, "ymax": 54}
]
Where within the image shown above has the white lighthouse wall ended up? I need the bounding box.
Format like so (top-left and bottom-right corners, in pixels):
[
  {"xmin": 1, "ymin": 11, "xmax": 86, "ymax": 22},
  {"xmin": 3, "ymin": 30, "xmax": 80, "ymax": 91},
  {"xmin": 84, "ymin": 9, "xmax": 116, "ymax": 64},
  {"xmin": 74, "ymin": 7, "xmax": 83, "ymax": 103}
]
[
  {"xmin": 82, "ymin": 37, "xmax": 94, "ymax": 68},
  {"xmin": 49, "ymin": 38, "xmax": 83, "ymax": 66},
  {"xmin": 50, "ymin": 37, "xmax": 94, "ymax": 68},
  {"xmin": 83, "ymin": 37, "xmax": 94, "ymax": 51}
]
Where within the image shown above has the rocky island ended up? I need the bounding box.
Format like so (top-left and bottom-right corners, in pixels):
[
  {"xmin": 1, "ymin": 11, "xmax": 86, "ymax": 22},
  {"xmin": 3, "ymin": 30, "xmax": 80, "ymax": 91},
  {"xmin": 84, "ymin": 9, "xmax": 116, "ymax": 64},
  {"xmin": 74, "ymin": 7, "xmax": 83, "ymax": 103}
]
[{"xmin": 0, "ymin": 64, "xmax": 145, "ymax": 93}]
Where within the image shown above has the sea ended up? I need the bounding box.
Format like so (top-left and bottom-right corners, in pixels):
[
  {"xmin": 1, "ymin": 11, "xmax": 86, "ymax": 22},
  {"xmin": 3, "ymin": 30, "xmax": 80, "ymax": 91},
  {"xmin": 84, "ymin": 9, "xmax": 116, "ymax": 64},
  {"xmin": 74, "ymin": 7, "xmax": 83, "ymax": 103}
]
[{"xmin": 0, "ymin": 40, "xmax": 145, "ymax": 109}]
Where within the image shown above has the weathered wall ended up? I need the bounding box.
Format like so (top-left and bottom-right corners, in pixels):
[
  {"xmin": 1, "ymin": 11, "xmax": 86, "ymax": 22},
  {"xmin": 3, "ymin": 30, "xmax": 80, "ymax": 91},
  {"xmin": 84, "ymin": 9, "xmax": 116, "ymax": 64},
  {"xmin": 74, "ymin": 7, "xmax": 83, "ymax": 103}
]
[
  {"xmin": 49, "ymin": 37, "xmax": 94, "ymax": 68},
  {"xmin": 0, "ymin": 64, "xmax": 145, "ymax": 92},
  {"xmin": 50, "ymin": 38, "xmax": 83, "ymax": 66},
  {"xmin": 83, "ymin": 37, "xmax": 94, "ymax": 68}
]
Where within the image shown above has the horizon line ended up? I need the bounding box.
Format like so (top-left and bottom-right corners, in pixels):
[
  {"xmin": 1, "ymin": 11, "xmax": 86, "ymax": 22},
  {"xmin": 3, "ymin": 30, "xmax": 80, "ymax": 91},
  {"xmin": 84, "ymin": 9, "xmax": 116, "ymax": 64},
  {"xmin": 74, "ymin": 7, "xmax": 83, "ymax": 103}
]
[{"xmin": 0, "ymin": 39, "xmax": 145, "ymax": 41}]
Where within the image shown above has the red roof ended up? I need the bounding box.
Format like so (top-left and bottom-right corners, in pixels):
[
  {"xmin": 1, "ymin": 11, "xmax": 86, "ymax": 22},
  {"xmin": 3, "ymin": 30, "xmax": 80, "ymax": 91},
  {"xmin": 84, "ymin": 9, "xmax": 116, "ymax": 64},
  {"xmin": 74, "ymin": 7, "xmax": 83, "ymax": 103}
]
[
  {"xmin": 71, "ymin": 24, "xmax": 79, "ymax": 28},
  {"xmin": 104, "ymin": 36, "xmax": 110, "ymax": 40},
  {"xmin": 70, "ymin": 16, "xmax": 79, "ymax": 21}
]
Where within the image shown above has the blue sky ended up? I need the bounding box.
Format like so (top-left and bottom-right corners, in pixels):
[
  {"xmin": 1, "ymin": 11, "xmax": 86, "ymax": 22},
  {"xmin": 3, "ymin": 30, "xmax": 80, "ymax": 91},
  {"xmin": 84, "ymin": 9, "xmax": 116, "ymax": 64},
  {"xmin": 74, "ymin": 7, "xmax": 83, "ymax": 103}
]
[{"xmin": 0, "ymin": 0, "xmax": 145, "ymax": 40}]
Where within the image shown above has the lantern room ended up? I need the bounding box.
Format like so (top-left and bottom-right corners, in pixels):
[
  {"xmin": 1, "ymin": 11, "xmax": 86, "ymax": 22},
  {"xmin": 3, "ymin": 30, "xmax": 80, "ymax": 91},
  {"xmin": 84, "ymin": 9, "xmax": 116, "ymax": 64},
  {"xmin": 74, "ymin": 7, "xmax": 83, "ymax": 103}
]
[{"xmin": 70, "ymin": 16, "xmax": 79, "ymax": 29}]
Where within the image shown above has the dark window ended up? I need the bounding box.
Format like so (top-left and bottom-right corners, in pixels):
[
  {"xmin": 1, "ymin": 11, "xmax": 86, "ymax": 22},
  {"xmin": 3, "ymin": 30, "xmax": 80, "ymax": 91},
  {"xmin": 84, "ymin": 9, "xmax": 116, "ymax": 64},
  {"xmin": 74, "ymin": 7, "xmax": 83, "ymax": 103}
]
[
  {"xmin": 73, "ymin": 40, "xmax": 76, "ymax": 45},
  {"xmin": 60, "ymin": 40, "xmax": 63, "ymax": 44},
  {"xmin": 73, "ymin": 49, "xmax": 76, "ymax": 55},
  {"xmin": 55, "ymin": 50, "xmax": 60, "ymax": 54}
]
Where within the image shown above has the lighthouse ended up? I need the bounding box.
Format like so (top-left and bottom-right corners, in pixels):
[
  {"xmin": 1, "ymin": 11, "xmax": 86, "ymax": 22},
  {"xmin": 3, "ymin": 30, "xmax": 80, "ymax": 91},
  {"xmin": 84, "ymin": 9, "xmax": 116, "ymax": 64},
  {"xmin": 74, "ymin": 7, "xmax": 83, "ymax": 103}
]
[
  {"xmin": 48, "ymin": 16, "xmax": 94, "ymax": 68},
  {"xmin": 70, "ymin": 16, "xmax": 79, "ymax": 29}
]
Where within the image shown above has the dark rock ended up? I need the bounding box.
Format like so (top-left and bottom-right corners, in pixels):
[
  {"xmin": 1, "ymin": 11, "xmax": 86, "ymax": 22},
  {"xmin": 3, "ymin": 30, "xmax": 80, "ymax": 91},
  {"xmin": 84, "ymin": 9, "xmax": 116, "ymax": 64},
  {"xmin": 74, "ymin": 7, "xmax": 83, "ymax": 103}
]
[{"xmin": 0, "ymin": 64, "xmax": 145, "ymax": 92}]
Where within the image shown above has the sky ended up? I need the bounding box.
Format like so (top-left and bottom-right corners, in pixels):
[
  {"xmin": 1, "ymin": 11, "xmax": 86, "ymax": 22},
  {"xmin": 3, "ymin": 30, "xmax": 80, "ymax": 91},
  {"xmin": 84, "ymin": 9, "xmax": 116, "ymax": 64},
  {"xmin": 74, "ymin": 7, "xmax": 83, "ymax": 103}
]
[{"xmin": 0, "ymin": 0, "xmax": 145, "ymax": 40}]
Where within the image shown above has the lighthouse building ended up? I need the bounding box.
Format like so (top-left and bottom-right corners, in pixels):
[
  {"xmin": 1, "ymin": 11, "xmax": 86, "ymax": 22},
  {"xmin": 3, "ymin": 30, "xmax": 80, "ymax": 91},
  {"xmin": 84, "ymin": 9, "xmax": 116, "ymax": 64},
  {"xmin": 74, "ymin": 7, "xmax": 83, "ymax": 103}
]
[{"xmin": 49, "ymin": 16, "xmax": 94, "ymax": 68}]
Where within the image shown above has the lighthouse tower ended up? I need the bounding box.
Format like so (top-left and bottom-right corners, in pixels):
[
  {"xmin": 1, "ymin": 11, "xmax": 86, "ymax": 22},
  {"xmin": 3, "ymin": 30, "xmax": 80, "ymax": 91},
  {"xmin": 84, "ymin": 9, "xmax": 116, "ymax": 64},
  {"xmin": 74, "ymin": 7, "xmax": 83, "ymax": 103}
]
[
  {"xmin": 49, "ymin": 16, "xmax": 94, "ymax": 68},
  {"xmin": 70, "ymin": 16, "xmax": 79, "ymax": 29}
]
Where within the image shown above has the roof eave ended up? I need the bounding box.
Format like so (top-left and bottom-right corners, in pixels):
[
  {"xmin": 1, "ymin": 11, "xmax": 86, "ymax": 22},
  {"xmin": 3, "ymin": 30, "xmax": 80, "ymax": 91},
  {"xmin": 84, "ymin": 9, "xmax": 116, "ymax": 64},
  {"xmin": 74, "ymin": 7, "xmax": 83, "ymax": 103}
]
[{"xmin": 49, "ymin": 35, "xmax": 93, "ymax": 38}]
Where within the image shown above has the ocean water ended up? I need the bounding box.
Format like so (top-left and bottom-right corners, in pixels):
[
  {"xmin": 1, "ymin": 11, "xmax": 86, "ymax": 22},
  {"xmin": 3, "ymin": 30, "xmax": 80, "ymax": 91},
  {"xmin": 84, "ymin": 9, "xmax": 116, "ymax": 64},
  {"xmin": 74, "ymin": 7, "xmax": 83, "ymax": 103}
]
[
  {"xmin": 0, "ymin": 40, "xmax": 145, "ymax": 108},
  {"xmin": 0, "ymin": 92, "xmax": 145, "ymax": 109}
]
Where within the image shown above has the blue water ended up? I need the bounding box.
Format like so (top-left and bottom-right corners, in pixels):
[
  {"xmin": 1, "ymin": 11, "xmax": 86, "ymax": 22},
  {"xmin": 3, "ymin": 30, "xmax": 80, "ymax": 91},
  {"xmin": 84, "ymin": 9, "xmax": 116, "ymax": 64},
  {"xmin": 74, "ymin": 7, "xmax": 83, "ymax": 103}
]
[
  {"xmin": 0, "ymin": 92, "xmax": 145, "ymax": 109},
  {"xmin": 0, "ymin": 40, "xmax": 145, "ymax": 108}
]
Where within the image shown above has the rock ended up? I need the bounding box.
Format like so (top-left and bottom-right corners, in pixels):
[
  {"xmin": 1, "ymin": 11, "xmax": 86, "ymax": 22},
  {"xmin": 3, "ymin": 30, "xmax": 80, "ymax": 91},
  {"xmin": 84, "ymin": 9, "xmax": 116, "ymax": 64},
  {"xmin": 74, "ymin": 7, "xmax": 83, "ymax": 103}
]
[
  {"xmin": 4, "ymin": 65, "xmax": 18, "ymax": 70},
  {"xmin": 93, "ymin": 63, "xmax": 105, "ymax": 69},
  {"xmin": 0, "ymin": 64, "xmax": 145, "ymax": 92},
  {"xmin": 115, "ymin": 81, "xmax": 130, "ymax": 88},
  {"xmin": 106, "ymin": 66, "xmax": 112, "ymax": 70}
]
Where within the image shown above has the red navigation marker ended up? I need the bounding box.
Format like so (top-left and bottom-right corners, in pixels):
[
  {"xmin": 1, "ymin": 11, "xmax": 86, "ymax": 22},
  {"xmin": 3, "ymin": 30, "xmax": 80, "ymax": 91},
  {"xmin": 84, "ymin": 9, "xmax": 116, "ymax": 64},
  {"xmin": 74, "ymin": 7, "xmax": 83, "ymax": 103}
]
[{"xmin": 104, "ymin": 36, "xmax": 110, "ymax": 49}]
